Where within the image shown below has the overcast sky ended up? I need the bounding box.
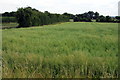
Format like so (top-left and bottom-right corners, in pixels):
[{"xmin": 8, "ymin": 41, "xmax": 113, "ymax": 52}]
[{"xmin": 0, "ymin": 0, "xmax": 119, "ymax": 16}]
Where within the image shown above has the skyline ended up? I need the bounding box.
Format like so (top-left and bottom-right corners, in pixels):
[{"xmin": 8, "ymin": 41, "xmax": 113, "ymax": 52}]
[{"xmin": 0, "ymin": 0, "xmax": 119, "ymax": 16}]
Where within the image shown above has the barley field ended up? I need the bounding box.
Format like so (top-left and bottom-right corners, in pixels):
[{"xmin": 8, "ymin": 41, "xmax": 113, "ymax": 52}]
[{"xmin": 2, "ymin": 22, "xmax": 118, "ymax": 78}]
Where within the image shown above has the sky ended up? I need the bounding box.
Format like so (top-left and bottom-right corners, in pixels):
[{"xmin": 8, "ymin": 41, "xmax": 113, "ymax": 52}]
[{"xmin": 0, "ymin": 0, "xmax": 119, "ymax": 16}]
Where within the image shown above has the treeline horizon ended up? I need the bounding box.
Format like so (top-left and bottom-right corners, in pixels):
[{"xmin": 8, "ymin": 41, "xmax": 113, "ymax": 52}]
[
  {"xmin": 1, "ymin": 6, "xmax": 120, "ymax": 27},
  {"xmin": 2, "ymin": 7, "xmax": 70, "ymax": 27}
]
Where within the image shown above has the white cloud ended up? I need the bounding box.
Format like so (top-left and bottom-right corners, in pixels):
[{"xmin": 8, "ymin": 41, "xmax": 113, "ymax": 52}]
[{"xmin": 0, "ymin": 0, "xmax": 119, "ymax": 16}]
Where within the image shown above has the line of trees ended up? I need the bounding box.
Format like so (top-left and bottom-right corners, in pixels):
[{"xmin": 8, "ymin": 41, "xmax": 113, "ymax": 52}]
[
  {"xmin": 2, "ymin": 7, "xmax": 69, "ymax": 27},
  {"xmin": 16, "ymin": 7, "xmax": 69, "ymax": 27},
  {"xmin": 63, "ymin": 11, "xmax": 120, "ymax": 23},
  {"xmin": 2, "ymin": 7, "xmax": 120, "ymax": 27},
  {"xmin": 2, "ymin": 11, "xmax": 16, "ymax": 17},
  {"xmin": 96, "ymin": 15, "xmax": 120, "ymax": 22},
  {"xmin": 2, "ymin": 11, "xmax": 17, "ymax": 23}
]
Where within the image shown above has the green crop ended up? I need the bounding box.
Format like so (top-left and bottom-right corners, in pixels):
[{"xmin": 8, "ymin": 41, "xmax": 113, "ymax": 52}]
[{"xmin": 2, "ymin": 22, "xmax": 118, "ymax": 78}]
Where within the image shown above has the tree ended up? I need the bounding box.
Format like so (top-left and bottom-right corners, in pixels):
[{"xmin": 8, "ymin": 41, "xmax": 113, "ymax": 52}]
[
  {"xmin": 106, "ymin": 16, "xmax": 113, "ymax": 22},
  {"xmin": 94, "ymin": 12, "xmax": 99, "ymax": 19},
  {"xmin": 2, "ymin": 11, "xmax": 16, "ymax": 17},
  {"xmin": 63, "ymin": 12, "xmax": 75, "ymax": 19},
  {"xmin": 16, "ymin": 7, "xmax": 69, "ymax": 27},
  {"xmin": 2, "ymin": 12, "xmax": 10, "ymax": 17},
  {"xmin": 16, "ymin": 7, "xmax": 33, "ymax": 27},
  {"xmin": 115, "ymin": 16, "xmax": 120, "ymax": 22},
  {"xmin": 96, "ymin": 15, "xmax": 106, "ymax": 22},
  {"xmin": 88, "ymin": 11, "xmax": 94, "ymax": 19}
]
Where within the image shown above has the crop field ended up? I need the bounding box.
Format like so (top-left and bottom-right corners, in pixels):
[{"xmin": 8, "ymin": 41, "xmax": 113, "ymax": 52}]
[{"xmin": 2, "ymin": 22, "xmax": 118, "ymax": 78}]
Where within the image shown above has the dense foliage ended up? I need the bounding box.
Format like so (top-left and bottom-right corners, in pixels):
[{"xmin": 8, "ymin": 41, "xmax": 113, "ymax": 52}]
[
  {"xmin": 2, "ymin": 11, "xmax": 16, "ymax": 17},
  {"xmin": 2, "ymin": 7, "xmax": 120, "ymax": 26},
  {"xmin": 16, "ymin": 7, "xmax": 69, "ymax": 27},
  {"xmin": 63, "ymin": 11, "xmax": 120, "ymax": 22}
]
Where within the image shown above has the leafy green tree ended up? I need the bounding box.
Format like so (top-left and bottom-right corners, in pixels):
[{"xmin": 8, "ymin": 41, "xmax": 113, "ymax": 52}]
[
  {"xmin": 115, "ymin": 16, "xmax": 120, "ymax": 22},
  {"xmin": 96, "ymin": 15, "xmax": 106, "ymax": 22},
  {"xmin": 16, "ymin": 7, "xmax": 33, "ymax": 27},
  {"xmin": 106, "ymin": 16, "xmax": 113, "ymax": 22},
  {"xmin": 94, "ymin": 12, "xmax": 99, "ymax": 19},
  {"xmin": 63, "ymin": 13, "xmax": 75, "ymax": 19},
  {"xmin": 16, "ymin": 7, "xmax": 69, "ymax": 27},
  {"xmin": 88, "ymin": 11, "xmax": 94, "ymax": 19}
]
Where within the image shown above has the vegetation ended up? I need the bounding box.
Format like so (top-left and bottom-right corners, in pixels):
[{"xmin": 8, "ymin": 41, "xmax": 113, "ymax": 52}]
[
  {"xmin": 2, "ymin": 22, "xmax": 118, "ymax": 78},
  {"xmin": 63, "ymin": 11, "xmax": 119, "ymax": 23},
  {"xmin": 2, "ymin": 7, "xmax": 120, "ymax": 29},
  {"xmin": 2, "ymin": 11, "xmax": 16, "ymax": 17},
  {"xmin": 16, "ymin": 7, "xmax": 69, "ymax": 27},
  {"xmin": 115, "ymin": 16, "xmax": 120, "ymax": 22},
  {"xmin": 2, "ymin": 23, "xmax": 18, "ymax": 29},
  {"xmin": 1, "ymin": 17, "xmax": 17, "ymax": 23}
]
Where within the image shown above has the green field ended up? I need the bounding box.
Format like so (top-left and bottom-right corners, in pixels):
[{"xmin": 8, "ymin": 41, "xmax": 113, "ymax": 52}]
[
  {"xmin": 2, "ymin": 22, "xmax": 18, "ymax": 29},
  {"xmin": 2, "ymin": 22, "xmax": 118, "ymax": 78}
]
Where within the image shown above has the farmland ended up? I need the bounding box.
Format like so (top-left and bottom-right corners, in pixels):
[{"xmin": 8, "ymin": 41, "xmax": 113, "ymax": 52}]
[{"xmin": 2, "ymin": 22, "xmax": 118, "ymax": 78}]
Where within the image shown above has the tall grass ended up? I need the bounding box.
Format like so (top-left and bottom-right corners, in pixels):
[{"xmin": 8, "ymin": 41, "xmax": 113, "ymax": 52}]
[{"xmin": 2, "ymin": 22, "xmax": 118, "ymax": 78}]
